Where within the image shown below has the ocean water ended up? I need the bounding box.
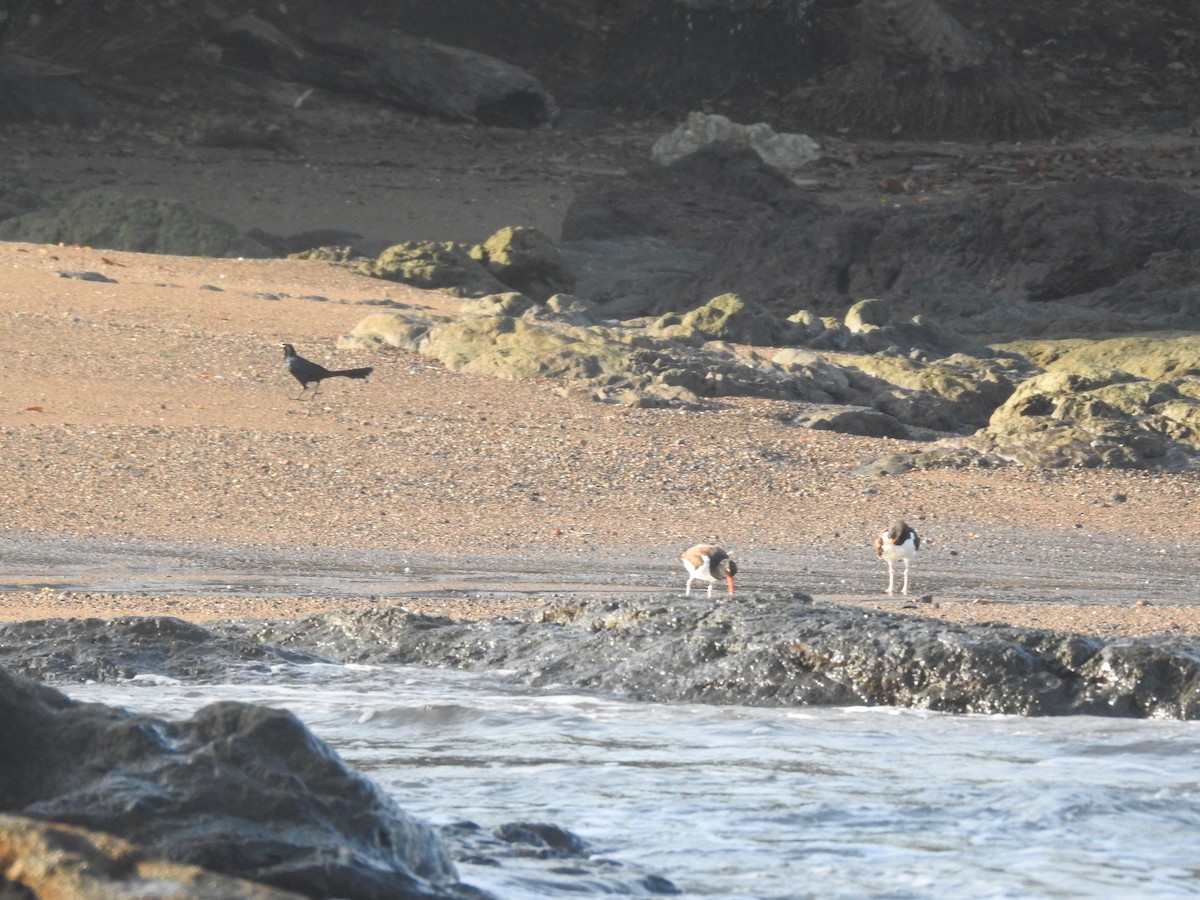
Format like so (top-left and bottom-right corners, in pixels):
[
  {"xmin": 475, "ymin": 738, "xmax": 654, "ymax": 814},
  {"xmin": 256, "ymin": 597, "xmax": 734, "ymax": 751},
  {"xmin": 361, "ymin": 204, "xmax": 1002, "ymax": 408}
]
[{"xmin": 68, "ymin": 663, "xmax": 1200, "ymax": 899}]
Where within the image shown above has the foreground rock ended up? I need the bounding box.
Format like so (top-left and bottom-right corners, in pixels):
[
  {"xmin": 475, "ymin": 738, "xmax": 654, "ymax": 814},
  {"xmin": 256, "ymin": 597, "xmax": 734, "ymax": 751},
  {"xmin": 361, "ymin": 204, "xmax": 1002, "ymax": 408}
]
[
  {"xmin": 0, "ymin": 813, "xmax": 304, "ymax": 900},
  {"xmin": 0, "ymin": 666, "xmax": 476, "ymax": 900}
]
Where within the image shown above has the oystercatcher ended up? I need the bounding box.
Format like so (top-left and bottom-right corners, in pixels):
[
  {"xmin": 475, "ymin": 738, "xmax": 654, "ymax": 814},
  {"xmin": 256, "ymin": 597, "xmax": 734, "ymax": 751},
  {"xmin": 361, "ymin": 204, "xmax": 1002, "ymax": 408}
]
[
  {"xmin": 875, "ymin": 520, "xmax": 920, "ymax": 595},
  {"xmin": 680, "ymin": 544, "xmax": 737, "ymax": 597}
]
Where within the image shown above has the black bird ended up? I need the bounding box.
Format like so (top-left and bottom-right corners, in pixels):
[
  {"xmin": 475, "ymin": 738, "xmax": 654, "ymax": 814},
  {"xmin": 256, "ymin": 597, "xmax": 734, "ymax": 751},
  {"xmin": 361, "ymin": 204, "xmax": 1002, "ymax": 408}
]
[{"xmin": 281, "ymin": 342, "xmax": 374, "ymax": 399}]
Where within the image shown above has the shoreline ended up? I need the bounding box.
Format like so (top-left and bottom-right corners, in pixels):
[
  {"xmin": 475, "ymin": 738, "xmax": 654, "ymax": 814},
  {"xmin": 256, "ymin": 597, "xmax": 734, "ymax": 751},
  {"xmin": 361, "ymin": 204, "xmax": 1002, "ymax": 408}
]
[{"xmin": 2, "ymin": 584, "xmax": 1198, "ymax": 640}]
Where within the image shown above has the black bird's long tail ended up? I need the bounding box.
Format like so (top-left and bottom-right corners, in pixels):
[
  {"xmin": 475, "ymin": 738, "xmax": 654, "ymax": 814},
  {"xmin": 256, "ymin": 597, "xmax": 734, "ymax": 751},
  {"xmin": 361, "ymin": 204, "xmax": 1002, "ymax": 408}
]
[{"xmin": 326, "ymin": 367, "xmax": 374, "ymax": 380}]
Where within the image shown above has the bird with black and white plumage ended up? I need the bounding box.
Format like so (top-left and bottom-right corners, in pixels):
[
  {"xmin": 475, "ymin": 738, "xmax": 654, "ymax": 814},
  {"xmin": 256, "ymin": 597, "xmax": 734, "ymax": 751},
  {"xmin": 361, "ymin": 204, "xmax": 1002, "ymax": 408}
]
[
  {"xmin": 281, "ymin": 342, "xmax": 374, "ymax": 399},
  {"xmin": 874, "ymin": 520, "xmax": 920, "ymax": 595},
  {"xmin": 680, "ymin": 544, "xmax": 737, "ymax": 597}
]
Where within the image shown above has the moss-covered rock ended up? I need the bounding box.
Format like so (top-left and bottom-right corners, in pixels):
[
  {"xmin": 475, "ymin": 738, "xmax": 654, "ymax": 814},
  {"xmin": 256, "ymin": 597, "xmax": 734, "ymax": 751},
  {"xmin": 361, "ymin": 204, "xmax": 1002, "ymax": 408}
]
[
  {"xmin": 837, "ymin": 353, "xmax": 1018, "ymax": 429},
  {"xmin": 981, "ymin": 365, "xmax": 1200, "ymax": 470},
  {"xmin": 459, "ymin": 290, "xmax": 538, "ymax": 318},
  {"xmin": 358, "ymin": 241, "xmax": 509, "ymax": 296},
  {"xmin": 469, "ymin": 226, "xmax": 575, "ymax": 302},
  {"xmin": 844, "ymin": 298, "xmax": 890, "ymax": 332},
  {"xmin": 997, "ymin": 333, "xmax": 1200, "ymax": 380},
  {"xmin": 0, "ymin": 188, "xmax": 270, "ymax": 257},
  {"xmin": 338, "ymin": 312, "xmax": 436, "ymax": 352},
  {"xmin": 421, "ymin": 315, "xmax": 639, "ymax": 380},
  {"xmin": 651, "ymin": 292, "xmax": 795, "ymax": 345}
]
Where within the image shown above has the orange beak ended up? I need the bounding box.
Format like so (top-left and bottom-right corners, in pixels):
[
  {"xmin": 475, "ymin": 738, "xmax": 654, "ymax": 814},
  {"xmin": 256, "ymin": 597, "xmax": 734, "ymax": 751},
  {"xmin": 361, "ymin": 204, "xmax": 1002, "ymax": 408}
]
[{"xmin": 726, "ymin": 575, "xmax": 736, "ymax": 595}]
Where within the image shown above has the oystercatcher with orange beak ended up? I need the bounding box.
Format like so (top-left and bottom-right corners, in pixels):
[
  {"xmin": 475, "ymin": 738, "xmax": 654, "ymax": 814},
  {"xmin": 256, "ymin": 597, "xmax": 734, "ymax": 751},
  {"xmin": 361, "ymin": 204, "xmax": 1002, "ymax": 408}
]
[
  {"xmin": 680, "ymin": 544, "xmax": 737, "ymax": 597},
  {"xmin": 875, "ymin": 520, "xmax": 920, "ymax": 595}
]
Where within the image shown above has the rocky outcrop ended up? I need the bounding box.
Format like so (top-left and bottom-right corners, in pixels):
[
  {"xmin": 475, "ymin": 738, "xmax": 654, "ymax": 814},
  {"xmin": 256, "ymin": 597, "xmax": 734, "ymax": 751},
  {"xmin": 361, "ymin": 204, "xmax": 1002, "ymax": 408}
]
[
  {"xmin": 223, "ymin": 598, "xmax": 1200, "ymax": 719},
  {"xmin": 0, "ymin": 188, "xmax": 271, "ymax": 258},
  {"xmin": 566, "ymin": 145, "xmax": 1200, "ymax": 340},
  {"xmin": 837, "ymin": 353, "xmax": 1018, "ymax": 432},
  {"xmin": 356, "ymin": 227, "xmax": 575, "ymax": 300},
  {"xmin": 978, "ymin": 366, "xmax": 1200, "ymax": 471},
  {"xmin": 648, "ymin": 292, "xmax": 799, "ymax": 346},
  {"xmin": 674, "ymin": 178, "xmax": 1200, "ymax": 333},
  {"xmin": 805, "ymin": 0, "xmax": 1055, "ymax": 140},
  {"xmin": 357, "ymin": 241, "xmax": 511, "ymax": 297},
  {"xmin": 468, "ymin": 226, "xmax": 575, "ymax": 302},
  {"xmin": 1000, "ymin": 334, "xmax": 1200, "ymax": 381},
  {"xmin": 0, "ymin": 615, "xmax": 328, "ymax": 684},
  {"xmin": 341, "ymin": 291, "xmax": 1027, "ymax": 431},
  {"xmin": 295, "ymin": 18, "xmax": 556, "ymax": 126},
  {"xmin": 0, "ymin": 666, "xmax": 473, "ymax": 900},
  {"xmin": 420, "ymin": 314, "xmax": 638, "ymax": 381},
  {"xmin": 4, "ymin": 599, "xmax": 1199, "ymax": 721},
  {"xmin": 562, "ymin": 142, "xmax": 819, "ymax": 318},
  {"xmin": 0, "ymin": 54, "xmax": 97, "ymax": 127}
]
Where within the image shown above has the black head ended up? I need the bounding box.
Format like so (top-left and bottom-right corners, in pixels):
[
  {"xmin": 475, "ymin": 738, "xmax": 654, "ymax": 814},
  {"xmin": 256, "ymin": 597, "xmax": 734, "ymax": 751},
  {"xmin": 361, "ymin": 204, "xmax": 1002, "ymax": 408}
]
[
  {"xmin": 281, "ymin": 342, "xmax": 296, "ymax": 358},
  {"xmin": 720, "ymin": 558, "xmax": 738, "ymax": 577}
]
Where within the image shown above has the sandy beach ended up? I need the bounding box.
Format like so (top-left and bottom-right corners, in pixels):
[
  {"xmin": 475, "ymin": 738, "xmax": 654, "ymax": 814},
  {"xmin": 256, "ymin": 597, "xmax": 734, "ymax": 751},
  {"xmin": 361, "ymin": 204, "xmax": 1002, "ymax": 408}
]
[{"xmin": 2, "ymin": 107, "xmax": 1199, "ymax": 640}]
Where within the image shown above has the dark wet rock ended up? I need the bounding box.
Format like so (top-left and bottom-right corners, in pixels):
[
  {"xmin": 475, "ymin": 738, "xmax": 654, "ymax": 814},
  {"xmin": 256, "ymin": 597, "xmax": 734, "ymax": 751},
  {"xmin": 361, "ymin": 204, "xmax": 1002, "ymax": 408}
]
[
  {"xmin": 469, "ymin": 226, "xmax": 575, "ymax": 302},
  {"xmin": 0, "ymin": 813, "xmax": 305, "ymax": 899},
  {"xmin": 564, "ymin": 141, "xmax": 814, "ymax": 254},
  {"xmin": 0, "ymin": 616, "xmax": 326, "ymax": 684},
  {"xmin": 438, "ymin": 817, "xmax": 673, "ymax": 893},
  {"xmin": 0, "ymin": 667, "xmax": 477, "ymax": 900},
  {"xmin": 590, "ymin": 1, "xmax": 820, "ymax": 119},
  {"xmin": 562, "ymin": 142, "xmax": 820, "ymax": 319},
  {"xmin": 494, "ymin": 823, "xmax": 588, "ymax": 858},
  {"xmin": 0, "ymin": 188, "xmax": 271, "ymax": 258},
  {"xmin": 227, "ymin": 595, "xmax": 1200, "ymax": 720}
]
